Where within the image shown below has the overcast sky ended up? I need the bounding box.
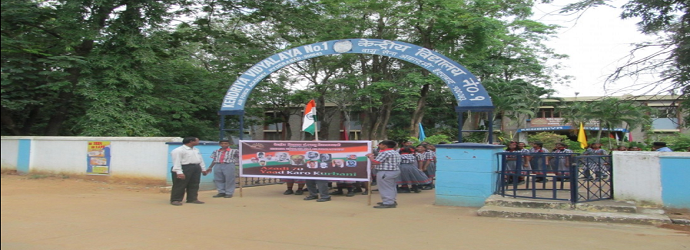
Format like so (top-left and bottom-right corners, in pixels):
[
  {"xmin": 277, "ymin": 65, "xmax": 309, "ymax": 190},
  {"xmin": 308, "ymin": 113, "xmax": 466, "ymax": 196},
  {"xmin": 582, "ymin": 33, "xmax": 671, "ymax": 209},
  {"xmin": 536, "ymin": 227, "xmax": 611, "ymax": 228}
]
[{"xmin": 532, "ymin": 0, "xmax": 659, "ymax": 97}]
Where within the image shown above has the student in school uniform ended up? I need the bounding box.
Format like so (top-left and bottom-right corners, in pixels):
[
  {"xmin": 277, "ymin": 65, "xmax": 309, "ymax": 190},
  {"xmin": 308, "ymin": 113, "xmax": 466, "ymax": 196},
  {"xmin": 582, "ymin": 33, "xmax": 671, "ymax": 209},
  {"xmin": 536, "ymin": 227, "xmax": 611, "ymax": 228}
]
[
  {"xmin": 207, "ymin": 140, "xmax": 239, "ymax": 198},
  {"xmin": 366, "ymin": 140, "xmax": 402, "ymax": 208},
  {"xmin": 396, "ymin": 146, "xmax": 431, "ymax": 193}
]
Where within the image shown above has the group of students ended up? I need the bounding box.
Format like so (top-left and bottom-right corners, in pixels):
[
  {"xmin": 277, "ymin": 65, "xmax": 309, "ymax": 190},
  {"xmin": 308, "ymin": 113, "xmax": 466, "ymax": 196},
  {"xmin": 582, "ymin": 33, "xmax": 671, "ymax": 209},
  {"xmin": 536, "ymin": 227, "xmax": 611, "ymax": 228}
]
[
  {"xmin": 501, "ymin": 140, "xmax": 681, "ymax": 186},
  {"xmin": 281, "ymin": 140, "xmax": 438, "ymax": 208},
  {"xmin": 503, "ymin": 141, "xmax": 592, "ymax": 184}
]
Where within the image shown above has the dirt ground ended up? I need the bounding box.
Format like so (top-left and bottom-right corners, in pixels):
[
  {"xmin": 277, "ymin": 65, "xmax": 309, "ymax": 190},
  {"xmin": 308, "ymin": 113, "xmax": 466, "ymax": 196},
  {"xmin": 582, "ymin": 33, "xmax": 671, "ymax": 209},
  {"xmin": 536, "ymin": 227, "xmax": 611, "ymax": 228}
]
[{"xmin": 1, "ymin": 173, "xmax": 688, "ymax": 250}]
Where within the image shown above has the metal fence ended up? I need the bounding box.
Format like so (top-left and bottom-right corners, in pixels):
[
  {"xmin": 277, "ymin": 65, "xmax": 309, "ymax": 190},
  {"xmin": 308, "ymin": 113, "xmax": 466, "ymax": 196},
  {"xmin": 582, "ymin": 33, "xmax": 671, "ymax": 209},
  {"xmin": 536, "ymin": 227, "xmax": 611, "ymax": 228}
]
[
  {"xmin": 239, "ymin": 177, "xmax": 283, "ymax": 187},
  {"xmin": 495, "ymin": 152, "xmax": 613, "ymax": 203}
]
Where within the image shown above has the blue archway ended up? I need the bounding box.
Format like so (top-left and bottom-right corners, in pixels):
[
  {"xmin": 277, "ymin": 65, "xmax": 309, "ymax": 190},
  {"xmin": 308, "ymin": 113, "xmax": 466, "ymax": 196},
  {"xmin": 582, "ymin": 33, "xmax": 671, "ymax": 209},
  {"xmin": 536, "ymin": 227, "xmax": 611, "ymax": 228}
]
[{"xmin": 219, "ymin": 38, "xmax": 495, "ymax": 141}]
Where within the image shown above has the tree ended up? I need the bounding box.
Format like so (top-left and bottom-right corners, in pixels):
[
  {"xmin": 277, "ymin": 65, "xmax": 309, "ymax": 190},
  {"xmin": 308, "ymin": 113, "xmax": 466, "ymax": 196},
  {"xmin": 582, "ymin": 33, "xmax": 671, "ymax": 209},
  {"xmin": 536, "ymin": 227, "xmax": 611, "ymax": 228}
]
[
  {"xmin": 588, "ymin": 97, "xmax": 653, "ymax": 148},
  {"xmin": 1, "ymin": 0, "xmax": 211, "ymax": 137},
  {"xmin": 562, "ymin": 0, "xmax": 689, "ymax": 127}
]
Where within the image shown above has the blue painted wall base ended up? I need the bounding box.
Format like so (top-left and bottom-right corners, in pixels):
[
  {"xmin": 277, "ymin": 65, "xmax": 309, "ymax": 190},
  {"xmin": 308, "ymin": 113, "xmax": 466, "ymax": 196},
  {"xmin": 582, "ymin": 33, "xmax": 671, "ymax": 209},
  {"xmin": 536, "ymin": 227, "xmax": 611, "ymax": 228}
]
[
  {"xmin": 16, "ymin": 139, "xmax": 32, "ymax": 174},
  {"xmin": 660, "ymin": 156, "xmax": 690, "ymax": 209},
  {"xmin": 435, "ymin": 143, "xmax": 504, "ymax": 207}
]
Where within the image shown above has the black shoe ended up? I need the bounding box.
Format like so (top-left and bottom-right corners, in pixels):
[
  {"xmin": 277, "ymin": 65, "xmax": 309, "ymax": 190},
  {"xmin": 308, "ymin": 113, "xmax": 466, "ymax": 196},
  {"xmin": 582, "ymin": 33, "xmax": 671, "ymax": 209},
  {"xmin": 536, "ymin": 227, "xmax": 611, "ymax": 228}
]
[
  {"xmin": 316, "ymin": 197, "xmax": 331, "ymax": 202},
  {"xmin": 329, "ymin": 190, "xmax": 344, "ymax": 195},
  {"xmin": 346, "ymin": 191, "xmax": 355, "ymax": 197},
  {"xmin": 398, "ymin": 188, "xmax": 411, "ymax": 193},
  {"xmin": 361, "ymin": 191, "xmax": 368, "ymax": 195},
  {"xmin": 376, "ymin": 201, "xmax": 398, "ymax": 205},
  {"xmin": 294, "ymin": 189, "xmax": 304, "ymax": 195},
  {"xmin": 421, "ymin": 186, "xmax": 433, "ymax": 190},
  {"xmin": 283, "ymin": 190, "xmax": 294, "ymax": 195},
  {"xmin": 373, "ymin": 204, "xmax": 397, "ymax": 208},
  {"xmin": 213, "ymin": 193, "xmax": 226, "ymax": 198},
  {"xmin": 413, "ymin": 188, "xmax": 421, "ymax": 193},
  {"xmin": 303, "ymin": 195, "xmax": 319, "ymax": 200},
  {"xmin": 224, "ymin": 194, "xmax": 233, "ymax": 198}
]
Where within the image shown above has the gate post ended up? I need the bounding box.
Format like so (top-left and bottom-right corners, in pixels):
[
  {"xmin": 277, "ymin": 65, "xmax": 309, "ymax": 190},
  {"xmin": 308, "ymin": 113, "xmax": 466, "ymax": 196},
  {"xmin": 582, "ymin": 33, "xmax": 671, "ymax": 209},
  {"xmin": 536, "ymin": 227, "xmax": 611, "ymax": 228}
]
[{"xmin": 435, "ymin": 143, "xmax": 504, "ymax": 207}]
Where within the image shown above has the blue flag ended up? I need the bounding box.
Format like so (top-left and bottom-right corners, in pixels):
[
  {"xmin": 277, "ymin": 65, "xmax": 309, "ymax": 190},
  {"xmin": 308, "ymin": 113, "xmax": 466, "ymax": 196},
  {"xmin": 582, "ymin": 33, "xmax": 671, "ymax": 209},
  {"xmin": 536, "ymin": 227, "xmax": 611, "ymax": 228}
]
[{"xmin": 419, "ymin": 123, "xmax": 426, "ymax": 142}]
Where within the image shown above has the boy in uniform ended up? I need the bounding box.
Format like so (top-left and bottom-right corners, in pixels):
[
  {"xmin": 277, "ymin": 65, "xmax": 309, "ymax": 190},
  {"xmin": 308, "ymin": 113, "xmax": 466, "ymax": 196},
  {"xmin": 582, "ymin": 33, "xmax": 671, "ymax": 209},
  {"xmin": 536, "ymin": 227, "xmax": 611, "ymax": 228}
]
[
  {"xmin": 366, "ymin": 140, "xmax": 401, "ymax": 208},
  {"xmin": 208, "ymin": 140, "xmax": 239, "ymax": 198}
]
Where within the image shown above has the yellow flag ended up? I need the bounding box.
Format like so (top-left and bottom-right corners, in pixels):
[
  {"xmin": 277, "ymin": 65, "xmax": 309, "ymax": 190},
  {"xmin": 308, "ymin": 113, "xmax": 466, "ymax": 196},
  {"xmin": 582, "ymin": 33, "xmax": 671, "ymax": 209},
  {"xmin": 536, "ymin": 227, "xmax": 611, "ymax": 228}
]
[{"xmin": 577, "ymin": 122, "xmax": 588, "ymax": 149}]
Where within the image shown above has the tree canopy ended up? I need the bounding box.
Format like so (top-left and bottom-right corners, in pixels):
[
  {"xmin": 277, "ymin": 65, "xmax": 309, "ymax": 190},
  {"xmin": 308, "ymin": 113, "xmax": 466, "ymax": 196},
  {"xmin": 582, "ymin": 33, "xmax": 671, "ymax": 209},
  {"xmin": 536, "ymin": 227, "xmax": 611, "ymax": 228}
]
[{"xmin": 2, "ymin": 0, "xmax": 666, "ymax": 141}]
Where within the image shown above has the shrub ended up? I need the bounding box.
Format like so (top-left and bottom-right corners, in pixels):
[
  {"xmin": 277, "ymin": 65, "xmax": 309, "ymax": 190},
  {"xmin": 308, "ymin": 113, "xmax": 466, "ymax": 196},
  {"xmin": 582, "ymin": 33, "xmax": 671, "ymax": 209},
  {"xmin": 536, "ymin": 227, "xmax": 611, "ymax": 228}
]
[
  {"xmin": 527, "ymin": 132, "xmax": 568, "ymax": 151},
  {"xmin": 423, "ymin": 134, "xmax": 452, "ymax": 145},
  {"xmin": 655, "ymin": 133, "xmax": 690, "ymax": 151}
]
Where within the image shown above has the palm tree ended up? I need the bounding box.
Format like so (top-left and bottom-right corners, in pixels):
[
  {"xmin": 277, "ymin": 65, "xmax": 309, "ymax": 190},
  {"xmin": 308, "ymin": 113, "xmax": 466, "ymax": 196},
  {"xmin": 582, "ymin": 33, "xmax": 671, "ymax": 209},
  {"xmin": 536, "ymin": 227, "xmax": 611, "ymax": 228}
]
[
  {"xmin": 588, "ymin": 98, "xmax": 653, "ymax": 147},
  {"xmin": 558, "ymin": 100, "xmax": 594, "ymax": 137},
  {"xmin": 485, "ymin": 80, "xmax": 550, "ymax": 141}
]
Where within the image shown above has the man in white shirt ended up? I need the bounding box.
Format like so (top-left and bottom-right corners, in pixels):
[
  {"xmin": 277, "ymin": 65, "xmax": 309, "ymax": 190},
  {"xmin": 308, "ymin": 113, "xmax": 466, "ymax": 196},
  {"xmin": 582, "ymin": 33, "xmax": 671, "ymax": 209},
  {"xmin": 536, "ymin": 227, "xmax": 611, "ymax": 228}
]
[{"xmin": 170, "ymin": 137, "xmax": 207, "ymax": 206}]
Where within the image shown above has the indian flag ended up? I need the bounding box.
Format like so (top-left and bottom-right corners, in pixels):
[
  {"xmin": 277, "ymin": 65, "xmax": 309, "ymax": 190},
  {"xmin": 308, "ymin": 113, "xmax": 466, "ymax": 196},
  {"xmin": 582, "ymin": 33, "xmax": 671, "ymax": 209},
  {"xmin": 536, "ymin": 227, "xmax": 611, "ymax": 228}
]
[{"xmin": 302, "ymin": 100, "xmax": 316, "ymax": 135}]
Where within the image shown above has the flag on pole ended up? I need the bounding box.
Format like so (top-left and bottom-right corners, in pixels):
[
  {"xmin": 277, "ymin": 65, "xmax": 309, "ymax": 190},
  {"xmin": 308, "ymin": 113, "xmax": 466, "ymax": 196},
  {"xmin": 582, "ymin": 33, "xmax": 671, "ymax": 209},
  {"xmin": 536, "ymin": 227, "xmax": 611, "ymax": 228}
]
[
  {"xmin": 625, "ymin": 132, "xmax": 632, "ymax": 142},
  {"xmin": 302, "ymin": 100, "xmax": 316, "ymax": 135},
  {"xmin": 418, "ymin": 123, "xmax": 426, "ymax": 142},
  {"xmin": 577, "ymin": 123, "xmax": 588, "ymax": 149}
]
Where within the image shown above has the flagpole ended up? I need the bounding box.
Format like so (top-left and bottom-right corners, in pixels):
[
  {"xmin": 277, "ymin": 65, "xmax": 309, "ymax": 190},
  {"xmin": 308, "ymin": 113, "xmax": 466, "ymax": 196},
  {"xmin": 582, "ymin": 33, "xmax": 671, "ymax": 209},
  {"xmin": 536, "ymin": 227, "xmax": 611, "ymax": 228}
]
[
  {"xmin": 313, "ymin": 100, "xmax": 319, "ymax": 141},
  {"xmin": 314, "ymin": 120, "xmax": 319, "ymax": 141}
]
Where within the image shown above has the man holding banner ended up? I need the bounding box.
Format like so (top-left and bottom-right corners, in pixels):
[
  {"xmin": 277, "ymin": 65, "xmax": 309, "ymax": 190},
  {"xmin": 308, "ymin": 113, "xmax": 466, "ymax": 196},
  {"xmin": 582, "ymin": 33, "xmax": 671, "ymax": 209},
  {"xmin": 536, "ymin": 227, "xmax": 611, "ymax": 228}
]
[
  {"xmin": 366, "ymin": 140, "xmax": 401, "ymax": 209},
  {"xmin": 301, "ymin": 99, "xmax": 332, "ymax": 202}
]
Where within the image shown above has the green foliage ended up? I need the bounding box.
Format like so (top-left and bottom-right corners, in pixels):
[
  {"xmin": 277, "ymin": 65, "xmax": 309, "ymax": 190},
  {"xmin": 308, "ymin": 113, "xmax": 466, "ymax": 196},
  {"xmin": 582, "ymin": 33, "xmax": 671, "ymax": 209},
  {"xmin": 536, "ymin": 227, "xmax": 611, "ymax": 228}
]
[
  {"xmin": 625, "ymin": 141, "xmax": 649, "ymax": 151},
  {"xmin": 589, "ymin": 137, "xmax": 620, "ymax": 151},
  {"xmin": 655, "ymin": 133, "xmax": 690, "ymax": 152},
  {"xmin": 1, "ymin": 0, "xmax": 567, "ymax": 141},
  {"xmin": 564, "ymin": 140, "xmax": 584, "ymax": 153},
  {"xmin": 528, "ymin": 132, "xmax": 568, "ymax": 151},
  {"xmin": 423, "ymin": 134, "xmax": 452, "ymax": 145},
  {"xmin": 462, "ymin": 132, "xmax": 487, "ymax": 143},
  {"xmin": 405, "ymin": 137, "xmax": 421, "ymax": 146},
  {"xmin": 386, "ymin": 128, "xmax": 411, "ymax": 146}
]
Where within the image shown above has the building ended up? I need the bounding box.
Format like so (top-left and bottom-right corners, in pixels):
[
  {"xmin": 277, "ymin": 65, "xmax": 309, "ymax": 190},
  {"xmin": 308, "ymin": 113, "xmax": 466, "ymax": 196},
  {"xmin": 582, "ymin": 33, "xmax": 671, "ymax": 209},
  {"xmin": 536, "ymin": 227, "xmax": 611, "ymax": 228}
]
[
  {"xmin": 238, "ymin": 95, "xmax": 686, "ymax": 144},
  {"xmin": 506, "ymin": 95, "xmax": 687, "ymax": 143}
]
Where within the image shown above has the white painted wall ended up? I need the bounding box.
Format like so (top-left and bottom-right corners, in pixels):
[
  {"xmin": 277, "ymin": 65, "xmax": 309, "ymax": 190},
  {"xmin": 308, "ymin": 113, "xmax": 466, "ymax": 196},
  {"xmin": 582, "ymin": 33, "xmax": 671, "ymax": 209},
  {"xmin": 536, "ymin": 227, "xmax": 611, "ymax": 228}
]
[
  {"xmin": 108, "ymin": 140, "xmax": 171, "ymax": 178},
  {"xmin": 0, "ymin": 139, "xmax": 19, "ymax": 170},
  {"xmin": 0, "ymin": 137, "xmax": 181, "ymax": 180},
  {"xmin": 613, "ymin": 151, "xmax": 663, "ymax": 204}
]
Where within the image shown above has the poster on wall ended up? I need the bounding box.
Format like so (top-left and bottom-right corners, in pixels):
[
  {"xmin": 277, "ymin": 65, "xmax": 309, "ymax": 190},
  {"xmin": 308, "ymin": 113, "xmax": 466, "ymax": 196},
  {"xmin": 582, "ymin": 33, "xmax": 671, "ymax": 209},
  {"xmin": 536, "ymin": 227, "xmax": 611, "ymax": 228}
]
[
  {"xmin": 239, "ymin": 140, "xmax": 371, "ymax": 181},
  {"xmin": 86, "ymin": 141, "xmax": 111, "ymax": 175}
]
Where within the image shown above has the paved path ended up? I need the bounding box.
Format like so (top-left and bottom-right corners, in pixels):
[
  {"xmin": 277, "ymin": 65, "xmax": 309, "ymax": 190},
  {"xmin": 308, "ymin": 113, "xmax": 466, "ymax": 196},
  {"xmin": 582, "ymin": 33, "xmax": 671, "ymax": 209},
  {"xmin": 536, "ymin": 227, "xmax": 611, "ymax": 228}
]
[{"xmin": 1, "ymin": 174, "xmax": 688, "ymax": 249}]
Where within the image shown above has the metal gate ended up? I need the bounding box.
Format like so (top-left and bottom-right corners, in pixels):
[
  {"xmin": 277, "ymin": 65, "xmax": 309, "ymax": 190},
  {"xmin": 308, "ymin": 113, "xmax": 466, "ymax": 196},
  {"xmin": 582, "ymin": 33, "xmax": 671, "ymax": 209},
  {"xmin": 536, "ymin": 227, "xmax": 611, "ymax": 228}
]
[{"xmin": 496, "ymin": 152, "xmax": 613, "ymax": 203}]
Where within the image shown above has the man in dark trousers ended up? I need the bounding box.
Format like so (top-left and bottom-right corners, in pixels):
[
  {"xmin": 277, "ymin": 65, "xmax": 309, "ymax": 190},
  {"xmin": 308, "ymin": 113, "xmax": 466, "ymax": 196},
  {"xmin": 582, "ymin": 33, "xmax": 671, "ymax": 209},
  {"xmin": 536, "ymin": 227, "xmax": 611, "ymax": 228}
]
[
  {"xmin": 303, "ymin": 179, "xmax": 332, "ymax": 202},
  {"xmin": 366, "ymin": 140, "xmax": 401, "ymax": 208},
  {"xmin": 170, "ymin": 137, "xmax": 207, "ymax": 206}
]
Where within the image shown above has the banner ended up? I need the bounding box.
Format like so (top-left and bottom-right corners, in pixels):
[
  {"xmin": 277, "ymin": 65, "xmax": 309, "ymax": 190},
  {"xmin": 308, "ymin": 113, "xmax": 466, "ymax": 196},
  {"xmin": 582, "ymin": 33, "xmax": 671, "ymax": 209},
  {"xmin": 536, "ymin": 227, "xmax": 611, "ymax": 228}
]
[
  {"xmin": 87, "ymin": 141, "xmax": 111, "ymax": 175},
  {"xmin": 239, "ymin": 140, "xmax": 371, "ymax": 181}
]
